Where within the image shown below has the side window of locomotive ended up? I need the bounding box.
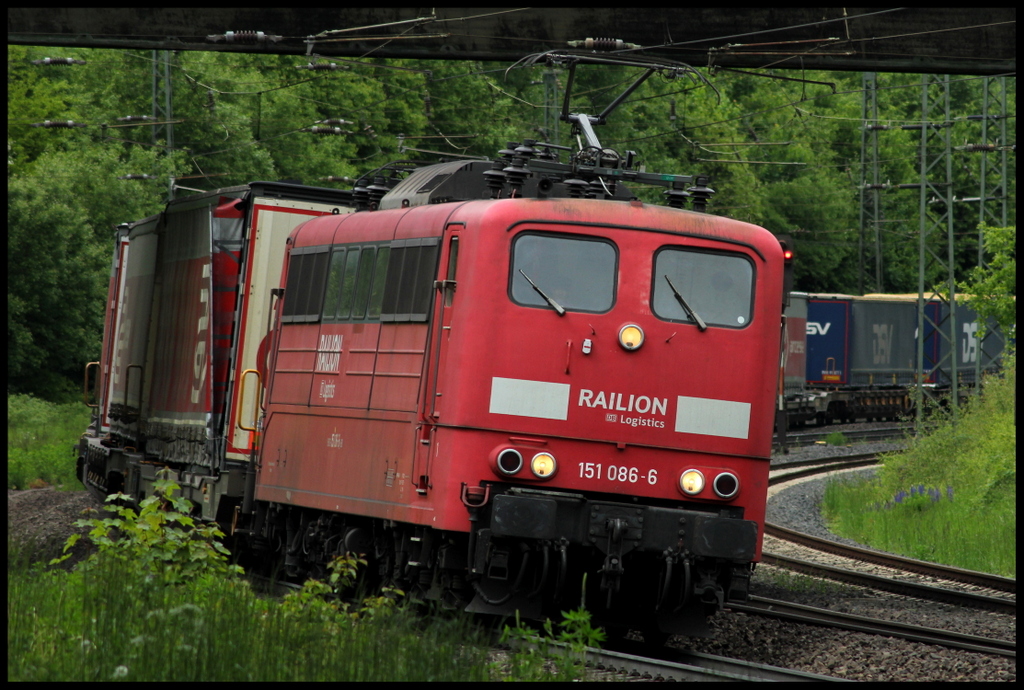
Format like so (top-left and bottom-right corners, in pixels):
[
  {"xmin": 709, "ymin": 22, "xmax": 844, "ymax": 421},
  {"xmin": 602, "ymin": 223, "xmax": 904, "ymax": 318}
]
[
  {"xmin": 366, "ymin": 247, "xmax": 391, "ymax": 319},
  {"xmin": 322, "ymin": 244, "xmax": 390, "ymax": 322},
  {"xmin": 510, "ymin": 233, "xmax": 617, "ymax": 313},
  {"xmin": 350, "ymin": 247, "xmax": 378, "ymax": 320},
  {"xmin": 334, "ymin": 248, "xmax": 363, "ymax": 319},
  {"xmin": 321, "ymin": 248, "xmax": 347, "ymax": 320},
  {"xmin": 651, "ymin": 247, "xmax": 754, "ymax": 328},
  {"xmin": 282, "ymin": 246, "xmax": 330, "ymax": 323},
  {"xmin": 379, "ymin": 238, "xmax": 441, "ymax": 323}
]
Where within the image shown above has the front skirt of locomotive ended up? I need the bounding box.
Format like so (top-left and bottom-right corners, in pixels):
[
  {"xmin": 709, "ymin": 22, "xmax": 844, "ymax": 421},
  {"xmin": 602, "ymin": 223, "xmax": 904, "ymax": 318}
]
[{"xmin": 467, "ymin": 487, "xmax": 758, "ymax": 635}]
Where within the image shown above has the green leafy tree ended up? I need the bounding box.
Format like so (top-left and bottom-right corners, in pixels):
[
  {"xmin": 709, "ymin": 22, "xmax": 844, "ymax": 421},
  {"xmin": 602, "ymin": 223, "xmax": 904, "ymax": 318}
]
[
  {"xmin": 7, "ymin": 45, "xmax": 1015, "ymax": 399},
  {"xmin": 8, "ymin": 143, "xmax": 180, "ymax": 400},
  {"xmin": 957, "ymin": 224, "xmax": 1016, "ymax": 342}
]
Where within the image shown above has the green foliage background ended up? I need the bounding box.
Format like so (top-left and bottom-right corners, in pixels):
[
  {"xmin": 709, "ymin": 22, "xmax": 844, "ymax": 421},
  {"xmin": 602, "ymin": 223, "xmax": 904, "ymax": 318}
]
[{"xmin": 7, "ymin": 45, "xmax": 1015, "ymax": 400}]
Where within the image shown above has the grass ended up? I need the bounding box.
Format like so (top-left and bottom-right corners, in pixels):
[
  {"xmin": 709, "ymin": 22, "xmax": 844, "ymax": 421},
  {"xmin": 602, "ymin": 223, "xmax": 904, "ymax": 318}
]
[
  {"xmin": 8, "ymin": 547, "xmax": 596, "ymax": 682},
  {"xmin": 824, "ymin": 431, "xmax": 848, "ymax": 446},
  {"xmin": 7, "ymin": 394, "xmax": 91, "ymax": 489},
  {"xmin": 8, "ymin": 555, "xmax": 497, "ymax": 682},
  {"xmin": 821, "ymin": 355, "xmax": 1016, "ymax": 577},
  {"xmin": 7, "ymin": 441, "xmax": 600, "ymax": 681}
]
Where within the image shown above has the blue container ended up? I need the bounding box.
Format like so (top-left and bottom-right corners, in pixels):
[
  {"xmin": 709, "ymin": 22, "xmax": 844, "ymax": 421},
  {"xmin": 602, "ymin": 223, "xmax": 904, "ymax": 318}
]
[{"xmin": 806, "ymin": 295, "xmax": 851, "ymax": 385}]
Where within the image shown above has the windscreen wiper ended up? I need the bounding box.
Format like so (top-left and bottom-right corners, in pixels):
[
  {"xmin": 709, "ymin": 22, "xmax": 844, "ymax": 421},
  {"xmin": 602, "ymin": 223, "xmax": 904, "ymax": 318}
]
[
  {"xmin": 664, "ymin": 275, "xmax": 707, "ymax": 331},
  {"xmin": 519, "ymin": 269, "xmax": 566, "ymax": 316}
]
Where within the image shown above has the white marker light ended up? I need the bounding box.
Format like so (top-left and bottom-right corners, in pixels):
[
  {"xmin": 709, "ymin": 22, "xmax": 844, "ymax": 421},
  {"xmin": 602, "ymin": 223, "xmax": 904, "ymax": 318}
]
[
  {"xmin": 679, "ymin": 469, "xmax": 705, "ymax": 495},
  {"xmin": 530, "ymin": 452, "xmax": 557, "ymax": 479},
  {"xmin": 618, "ymin": 324, "xmax": 644, "ymax": 351}
]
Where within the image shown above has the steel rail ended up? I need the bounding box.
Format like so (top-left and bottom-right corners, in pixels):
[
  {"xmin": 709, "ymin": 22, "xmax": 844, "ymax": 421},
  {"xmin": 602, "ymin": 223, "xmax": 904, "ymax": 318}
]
[
  {"xmin": 765, "ymin": 522, "xmax": 1016, "ymax": 595},
  {"xmin": 769, "ymin": 453, "xmax": 881, "ymax": 483},
  {"xmin": 731, "ymin": 596, "xmax": 1016, "ymax": 658},
  {"xmin": 582, "ymin": 643, "xmax": 848, "ymax": 682},
  {"xmin": 761, "ymin": 551, "xmax": 1015, "ymax": 615},
  {"xmin": 779, "ymin": 425, "xmax": 913, "ymax": 447}
]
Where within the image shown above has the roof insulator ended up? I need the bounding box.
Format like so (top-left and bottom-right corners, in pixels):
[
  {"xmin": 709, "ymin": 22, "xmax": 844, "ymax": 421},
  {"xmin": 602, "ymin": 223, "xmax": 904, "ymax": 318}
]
[
  {"xmin": 664, "ymin": 181, "xmax": 691, "ymax": 209},
  {"xmin": 563, "ymin": 177, "xmax": 589, "ymax": 198},
  {"xmin": 503, "ymin": 157, "xmax": 530, "ymax": 197},
  {"xmin": 366, "ymin": 176, "xmax": 391, "ymax": 210},
  {"xmin": 687, "ymin": 177, "xmax": 715, "ymax": 212},
  {"xmin": 514, "ymin": 139, "xmax": 539, "ymax": 161},
  {"xmin": 498, "ymin": 141, "xmax": 520, "ymax": 162},
  {"xmin": 482, "ymin": 161, "xmax": 507, "ymax": 199},
  {"xmin": 316, "ymin": 119, "xmax": 352, "ymax": 126},
  {"xmin": 352, "ymin": 179, "xmax": 371, "ymax": 211}
]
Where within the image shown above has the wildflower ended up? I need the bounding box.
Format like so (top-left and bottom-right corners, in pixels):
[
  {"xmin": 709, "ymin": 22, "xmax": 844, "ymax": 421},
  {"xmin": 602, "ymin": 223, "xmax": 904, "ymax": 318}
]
[
  {"xmin": 910, "ymin": 486, "xmax": 918, "ymax": 497},
  {"xmin": 112, "ymin": 665, "xmax": 129, "ymax": 678},
  {"xmin": 946, "ymin": 486, "xmax": 954, "ymax": 501}
]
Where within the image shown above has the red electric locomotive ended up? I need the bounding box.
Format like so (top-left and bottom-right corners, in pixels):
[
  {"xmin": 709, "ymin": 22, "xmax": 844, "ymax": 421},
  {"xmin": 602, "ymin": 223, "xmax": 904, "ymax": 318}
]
[{"xmin": 78, "ymin": 55, "xmax": 791, "ymax": 638}]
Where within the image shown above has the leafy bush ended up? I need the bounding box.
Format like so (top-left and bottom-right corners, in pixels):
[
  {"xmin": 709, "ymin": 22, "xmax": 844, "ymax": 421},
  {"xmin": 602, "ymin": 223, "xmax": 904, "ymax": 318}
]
[{"xmin": 51, "ymin": 469, "xmax": 243, "ymax": 583}]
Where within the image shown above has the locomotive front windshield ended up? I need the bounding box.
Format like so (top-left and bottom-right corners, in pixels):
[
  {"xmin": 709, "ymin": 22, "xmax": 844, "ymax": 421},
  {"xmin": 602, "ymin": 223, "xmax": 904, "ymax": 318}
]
[
  {"xmin": 510, "ymin": 233, "xmax": 617, "ymax": 313},
  {"xmin": 652, "ymin": 248, "xmax": 754, "ymax": 328}
]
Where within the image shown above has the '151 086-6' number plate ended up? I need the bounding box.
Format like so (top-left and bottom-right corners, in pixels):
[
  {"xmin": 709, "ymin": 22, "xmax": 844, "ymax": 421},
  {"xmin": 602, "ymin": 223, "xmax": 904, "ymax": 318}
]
[{"xmin": 578, "ymin": 462, "xmax": 657, "ymax": 485}]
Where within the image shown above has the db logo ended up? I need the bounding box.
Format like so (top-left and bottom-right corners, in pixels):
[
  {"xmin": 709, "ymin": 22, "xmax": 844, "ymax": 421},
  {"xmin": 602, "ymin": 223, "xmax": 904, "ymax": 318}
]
[{"xmin": 605, "ymin": 413, "xmax": 618, "ymax": 422}]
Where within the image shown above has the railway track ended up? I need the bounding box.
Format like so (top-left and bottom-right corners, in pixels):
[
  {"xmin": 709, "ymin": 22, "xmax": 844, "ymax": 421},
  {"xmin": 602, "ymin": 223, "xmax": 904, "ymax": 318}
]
[
  {"xmin": 760, "ymin": 452, "xmax": 1015, "ymax": 658},
  {"xmin": 775, "ymin": 423, "xmax": 913, "ymax": 448},
  {"xmin": 729, "ymin": 596, "xmax": 1015, "ymax": 658},
  {"xmin": 766, "ymin": 522, "xmax": 1016, "ymax": 596},
  {"xmin": 524, "ymin": 639, "xmax": 849, "ymax": 682}
]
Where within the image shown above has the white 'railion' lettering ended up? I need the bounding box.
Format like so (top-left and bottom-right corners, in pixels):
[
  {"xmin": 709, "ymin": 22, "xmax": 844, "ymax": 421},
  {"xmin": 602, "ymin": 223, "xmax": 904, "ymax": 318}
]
[{"xmin": 578, "ymin": 389, "xmax": 667, "ymax": 416}]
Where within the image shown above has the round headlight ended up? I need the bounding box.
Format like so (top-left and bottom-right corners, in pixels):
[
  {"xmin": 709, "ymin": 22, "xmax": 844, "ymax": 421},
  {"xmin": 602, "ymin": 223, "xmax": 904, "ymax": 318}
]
[
  {"xmin": 713, "ymin": 472, "xmax": 739, "ymax": 499},
  {"xmin": 496, "ymin": 449, "xmax": 524, "ymax": 475},
  {"xmin": 679, "ymin": 469, "xmax": 705, "ymax": 495},
  {"xmin": 618, "ymin": 324, "xmax": 644, "ymax": 351},
  {"xmin": 530, "ymin": 452, "xmax": 557, "ymax": 479}
]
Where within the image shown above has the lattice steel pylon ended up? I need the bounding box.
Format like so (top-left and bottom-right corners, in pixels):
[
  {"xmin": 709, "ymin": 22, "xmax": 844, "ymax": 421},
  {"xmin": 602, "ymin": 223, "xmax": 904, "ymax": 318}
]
[
  {"xmin": 859, "ymin": 72, "xmax": 884, "ymax": 293},
  {"xmin": 152, "ymin": 50, "xmax": 175, "ymax": 200},
  {"xmin": 968, "ymin": 76, "xmax": 1010, "ymax": 389},
  {"xmin": 912, "ymin": 75, "xmax": 958, "ymax": 428}
]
